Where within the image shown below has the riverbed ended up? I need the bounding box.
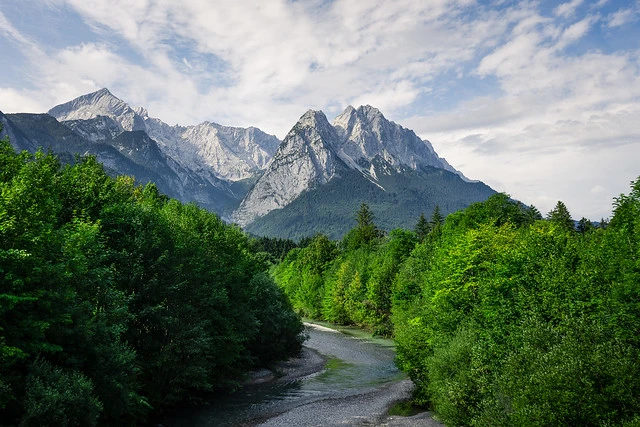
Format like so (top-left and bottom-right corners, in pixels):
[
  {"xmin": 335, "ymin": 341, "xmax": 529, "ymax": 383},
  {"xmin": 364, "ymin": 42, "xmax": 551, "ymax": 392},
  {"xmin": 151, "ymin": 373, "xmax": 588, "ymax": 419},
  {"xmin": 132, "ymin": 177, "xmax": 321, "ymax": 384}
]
[{"xmin": 163, "ymin": 323, "xmax": 443, "ymax": 426}]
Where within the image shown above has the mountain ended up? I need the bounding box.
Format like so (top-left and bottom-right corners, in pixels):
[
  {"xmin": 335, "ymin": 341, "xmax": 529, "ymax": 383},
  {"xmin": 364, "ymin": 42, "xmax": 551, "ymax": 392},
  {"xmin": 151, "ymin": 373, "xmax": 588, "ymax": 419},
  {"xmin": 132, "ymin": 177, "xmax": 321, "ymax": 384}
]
[
  {"xmin": 235, "ymin": 105, "xmax": 493, "ymax": 238},
  {"xmin": 233, "ymin": 110, "xmax": 345, "ymax": 226},
  {"xmin": 333, "ymin": 105, "xmax": 461, "ymax": 176},
  {"xmin": 4, "ymin": 88, "xmax": 497, "ymax": 238},
  {"xmin": 244, "ymin": 159, "xmax": 494, "ymax": 240},
  {"xmin": 48, "ymin": 88, "xmax": 280, "ymax": 182},
  {"xmin": 2, "ymin": 112, "xmax": 239, "ymax": 214},
  {"xmin": 1, "ymin": 111, "xmax": 38, "ymax": 152},
  {"xmin": 49, "ymin": 87, "xmax": 146, "ymax": 132}
]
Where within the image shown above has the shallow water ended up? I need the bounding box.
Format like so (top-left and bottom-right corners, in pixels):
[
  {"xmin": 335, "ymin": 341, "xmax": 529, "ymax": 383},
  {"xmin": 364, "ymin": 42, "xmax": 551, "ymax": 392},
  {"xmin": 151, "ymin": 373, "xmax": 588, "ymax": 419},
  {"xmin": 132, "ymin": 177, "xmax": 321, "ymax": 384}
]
[{"xmin": 163, "ymin": 324, "xmax": 409, "ymax": 426}]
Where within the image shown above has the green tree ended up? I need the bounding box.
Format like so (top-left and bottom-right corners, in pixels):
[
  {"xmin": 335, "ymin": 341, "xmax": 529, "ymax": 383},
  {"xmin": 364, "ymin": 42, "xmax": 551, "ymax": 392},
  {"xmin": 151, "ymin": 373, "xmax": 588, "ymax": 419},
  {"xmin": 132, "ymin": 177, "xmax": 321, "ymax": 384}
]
[
  {"xmin": 414, "ymin": 212, "xmax": 430, "ymax": 241},
  {"xmin": 576, "ymin": 217, "xmax": 594, "ymax": 234},
  {"xmin": 526, "ymin": 204, "xmax": 543, "ymax": 222},
  {"xmin": 0, "ymin": 133, "xmax": 304, "ymax": 424},
  {"xmin": 21, "ymin": 359, "xmax": 103, "ymax": 427},
  {"xmin": 547, "ymin": 200, "xmax": 574, "ymax": 231},
  {"xmin": 430, "ymin": 205, "xmax": 444, "ymax": 229},
  {"xmin": 342, "ymin": 203, "xmax": 383, "ymax": 249}
]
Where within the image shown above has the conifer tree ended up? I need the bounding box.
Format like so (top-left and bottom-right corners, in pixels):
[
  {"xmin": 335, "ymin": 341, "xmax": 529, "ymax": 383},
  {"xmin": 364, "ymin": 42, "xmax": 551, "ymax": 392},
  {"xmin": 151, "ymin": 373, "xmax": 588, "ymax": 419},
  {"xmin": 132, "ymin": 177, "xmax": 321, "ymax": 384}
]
[
  {"xmin": 547, "ymin": 201, "xmax": 574, "ymax": 231},
  {"xmin": 577, "ymin": 217, "xmax": 594, "ymax": 234},
  {"xmin": 430, "ymin": 205, "xmax": 444, "ymax": 229},
  {"xmin": 356, "ymin": 203, "xmax": 375, "ymax": 229},
  {"xmin": 526, "ymin": 204, "xmax": 543, "ymax": 223},
  {"xmin": 414, "ymin": 212, "xmax": 431, "ymax": 241},
  {"xmin": 344, "ymin": 203, "xmax": 383, "ymax": 248}
]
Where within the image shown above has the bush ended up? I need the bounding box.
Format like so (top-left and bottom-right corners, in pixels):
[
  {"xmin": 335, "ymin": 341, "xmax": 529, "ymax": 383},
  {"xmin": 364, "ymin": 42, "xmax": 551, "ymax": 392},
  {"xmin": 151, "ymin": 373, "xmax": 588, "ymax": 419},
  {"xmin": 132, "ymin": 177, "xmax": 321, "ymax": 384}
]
[{"xmin": 21, "ymin": 360, "xmax": 102, "ymax": 427}]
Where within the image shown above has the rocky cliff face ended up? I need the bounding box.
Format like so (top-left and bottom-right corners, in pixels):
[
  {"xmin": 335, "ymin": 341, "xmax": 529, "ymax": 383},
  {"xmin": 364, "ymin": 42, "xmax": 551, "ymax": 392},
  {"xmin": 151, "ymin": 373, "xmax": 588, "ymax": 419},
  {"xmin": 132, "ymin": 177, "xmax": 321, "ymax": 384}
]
[
  {"xmin": 234, "ymin": 110, "xmax": 344, "ymax": 226},
  {"xmin": 48, "ymin": 88, "xmax": 280, "ymax": 182},
  {"xmin": 49, "ymin": 88, "xmax": 147, "ymax": 132},
  {"xmin": 234, "ymin": 105, "xmax": 470, "ymax": 226},
  {"xmin": 333, "ymin": 105, "xmax": 464, "ymax": 178}
]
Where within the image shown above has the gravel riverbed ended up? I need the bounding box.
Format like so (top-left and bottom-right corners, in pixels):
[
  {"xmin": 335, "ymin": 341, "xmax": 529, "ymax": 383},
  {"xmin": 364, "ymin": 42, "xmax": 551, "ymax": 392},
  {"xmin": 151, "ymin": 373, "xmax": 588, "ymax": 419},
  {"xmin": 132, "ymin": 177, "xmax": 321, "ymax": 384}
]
[{"xmin": 164, "ymin": 323, "xmax": 443, "ymax": 426}]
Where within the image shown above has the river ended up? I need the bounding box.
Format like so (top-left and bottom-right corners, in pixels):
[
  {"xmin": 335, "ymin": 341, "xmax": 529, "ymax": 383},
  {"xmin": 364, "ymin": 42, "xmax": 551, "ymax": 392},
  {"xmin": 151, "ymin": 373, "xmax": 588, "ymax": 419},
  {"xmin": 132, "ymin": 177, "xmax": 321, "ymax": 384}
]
[{"xmin": 163, "ymin": 323, "xmax": 442, "ymax": 426}]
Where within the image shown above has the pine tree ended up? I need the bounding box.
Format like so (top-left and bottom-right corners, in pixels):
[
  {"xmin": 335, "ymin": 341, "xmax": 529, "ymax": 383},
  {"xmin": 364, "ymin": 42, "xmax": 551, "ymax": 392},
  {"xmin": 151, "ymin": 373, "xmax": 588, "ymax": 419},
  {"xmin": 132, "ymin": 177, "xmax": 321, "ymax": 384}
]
[
  {"xmin": 598, "ymin": 218, "xmax": 609, "ymax": 230},
  {"xmin": 577, "ymin": 217, "xmax": 594, "ymax": 234},
  {"xmin": 430, "ymin": 205, "xmax": 444, "ymax": 229},
  {"xmin": 414, "ymin": 212, "xmax": 431, "ymax": 241},
  {"xmin": 526, "ymin": 204, "xmax": 543, "ymax": 223},
  {"xmin": 356, "ymin": 203, "xmax": 376, "ymax": 229},
  {"xmin": 547, "ymin": 201, "xmax": 574, "ymax": 231},
  {"xmin": 344, "ymin": 203, "xmax": 383, "ymax": 248}
]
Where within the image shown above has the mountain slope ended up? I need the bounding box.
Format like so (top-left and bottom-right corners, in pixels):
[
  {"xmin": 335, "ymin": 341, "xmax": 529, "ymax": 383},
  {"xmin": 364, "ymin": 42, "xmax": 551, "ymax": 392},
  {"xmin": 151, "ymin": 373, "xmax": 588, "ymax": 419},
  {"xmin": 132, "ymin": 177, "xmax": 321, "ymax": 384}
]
[
  {"xmin": 333, "ymin": 105, "xmax": 466, "ymax": 180},
  {"xmin": 245, "ymin": 161, "xmax": 495, "ymax": 240},
  {"xmin": 236, "ymin": 104, "xmax": 489, "ymax": 235},
  {"xmin": 48, "ymin": 89, "xmax": 280, "ymax": 182},
  {"xmin": 234, "ymin": 110, "xmax": 345, "ymax": 226},
  {"xmin": 1, "ymin": 111, "xmax": 38, "ymax": 153},
  {"xmin": 5, "ymin": 113, "xmax": 239, "ymax": 213}
]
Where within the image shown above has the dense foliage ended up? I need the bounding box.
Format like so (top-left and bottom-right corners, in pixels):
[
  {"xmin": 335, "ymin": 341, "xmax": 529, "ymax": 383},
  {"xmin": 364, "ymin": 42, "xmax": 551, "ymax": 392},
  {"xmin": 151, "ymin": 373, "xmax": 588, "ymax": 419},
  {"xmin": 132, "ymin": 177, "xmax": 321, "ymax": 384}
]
[
  {"xmin": 273, "ymin": 186, "xmax": 640, "ymax": 426},
  {"xmin": 0, "ymin": 133, "xmax": 303, "ymax": 426}
]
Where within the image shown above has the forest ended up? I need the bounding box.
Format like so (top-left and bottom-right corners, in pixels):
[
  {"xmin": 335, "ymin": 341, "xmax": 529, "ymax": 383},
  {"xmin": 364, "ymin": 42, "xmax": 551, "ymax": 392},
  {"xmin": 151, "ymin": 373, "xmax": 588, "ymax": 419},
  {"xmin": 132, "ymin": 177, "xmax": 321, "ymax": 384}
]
[
  {"xmin": 273, "ymin": 186, "xmax": 640, "ymax": 426},
  {"xmin": 3, "ymin": 119, "xmax": 639, "ymax": 426},
  {"xmin": 0, "ymin": 130, "xmax": 303, "ymax": 426}
]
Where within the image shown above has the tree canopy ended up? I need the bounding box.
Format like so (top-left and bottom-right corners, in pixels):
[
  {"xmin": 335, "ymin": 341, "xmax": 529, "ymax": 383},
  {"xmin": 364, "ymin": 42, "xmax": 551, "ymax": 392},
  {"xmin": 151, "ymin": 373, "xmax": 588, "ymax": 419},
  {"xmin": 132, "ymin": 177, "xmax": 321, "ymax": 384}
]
[
  {"xmin": 0, "ymin": 135, "xmax": 303, "ymax": 425},
  {"xmin": 272, "ymin": 185, "xmax": 640, "ymax": 426}
]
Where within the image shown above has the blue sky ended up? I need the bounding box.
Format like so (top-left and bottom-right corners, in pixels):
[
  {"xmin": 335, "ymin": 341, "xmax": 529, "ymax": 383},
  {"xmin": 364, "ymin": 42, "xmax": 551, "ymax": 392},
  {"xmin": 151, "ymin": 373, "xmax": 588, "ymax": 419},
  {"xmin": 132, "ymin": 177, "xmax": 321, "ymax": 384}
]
[{"xmin": 1, "ymin": 0, "xmax": 639, "ymax": 220}]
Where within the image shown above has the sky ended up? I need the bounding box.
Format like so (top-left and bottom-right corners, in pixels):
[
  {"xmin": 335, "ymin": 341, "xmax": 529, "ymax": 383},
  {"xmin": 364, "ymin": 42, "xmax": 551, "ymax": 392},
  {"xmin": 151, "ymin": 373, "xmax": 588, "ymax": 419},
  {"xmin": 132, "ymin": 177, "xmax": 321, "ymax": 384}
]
[{"xmin": 1, "ymin": 0, "xmax": 639, "ymax": 220}]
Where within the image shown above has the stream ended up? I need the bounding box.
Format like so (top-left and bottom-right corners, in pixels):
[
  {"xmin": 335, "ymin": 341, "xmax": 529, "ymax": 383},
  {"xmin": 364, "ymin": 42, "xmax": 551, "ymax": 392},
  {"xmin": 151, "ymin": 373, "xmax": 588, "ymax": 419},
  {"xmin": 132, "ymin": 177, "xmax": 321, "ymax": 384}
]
[{"xmin": 163, "ymin": 323, "xmax": 442, "ymax": 426}]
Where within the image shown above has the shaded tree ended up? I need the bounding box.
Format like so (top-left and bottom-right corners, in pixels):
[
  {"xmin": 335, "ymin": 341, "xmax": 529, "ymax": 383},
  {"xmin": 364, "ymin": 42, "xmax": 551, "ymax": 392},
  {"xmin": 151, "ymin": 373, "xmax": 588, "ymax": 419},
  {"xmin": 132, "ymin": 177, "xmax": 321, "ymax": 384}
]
[
  {"xmin": 525, "ymin": 204, "xmax": 543, "ymax": 223},
  {"xmin": 577, "ymin": 217, "xmax": 595, "ymax": 234},
  {"xmin": 343, "ymin": 203, "xmax": 383, "ymax": 249},
  {"xmin": 430, "ymin": 205, "xmax": 444, "ymax": 228},
  {"xmin": 414, "ymin": 212, "xmax": 430, "ymax": 242}
]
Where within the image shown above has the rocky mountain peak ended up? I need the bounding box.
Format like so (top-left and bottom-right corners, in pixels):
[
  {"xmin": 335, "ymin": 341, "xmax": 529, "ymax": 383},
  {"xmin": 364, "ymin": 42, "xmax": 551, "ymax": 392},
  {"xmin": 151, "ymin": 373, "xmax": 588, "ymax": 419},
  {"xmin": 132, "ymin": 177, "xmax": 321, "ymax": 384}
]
[
  {"xmin": 47, "ymin": 88, "xmax": 281, "ymax": 182},
  {"xmin": 330, "ymin": 104, "xmax": 457, "ymax": 175},
  {"xmin": 48, "ymin": 88, "xmax": 146, "ymax": 132},
  {"xmin": 132, "ymin": 105, "xmax": 149, "ymax": 118},
  {"xmin": 356, "ymin": 105, "xmax": 384, "ymax": 121},
  {"xmin": 293, "ymin": 109, "xmax": 331, "ymax": 130},
  {"xmin": 233, "ymin": 109, "xmax": 342, "ymax": 226}
]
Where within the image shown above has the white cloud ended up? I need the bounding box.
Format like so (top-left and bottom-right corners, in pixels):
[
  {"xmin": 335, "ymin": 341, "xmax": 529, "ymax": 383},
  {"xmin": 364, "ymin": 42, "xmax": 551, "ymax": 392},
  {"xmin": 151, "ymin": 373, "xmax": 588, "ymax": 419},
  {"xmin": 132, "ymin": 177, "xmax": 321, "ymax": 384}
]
[
  {"xmin": 4, "ymin": 1, "xmax": 512, "ymax": 133},
  {"xmin": 0, "ymin": 0, "xmax": 638, "ymax": 220},
  {"xmin": 0, "ymin": 87, "xmax": 48, "ymax": 113},
  {"xmin": 556, "ymin": 15, "xmax": 595, "ymax": 48},
  {"xmin": 607, "ymin": 7, "xmax": 637, "ymax": 27},
  {"xmin": 554, "ymin": 0, "xmax": 584, "ymax": 18}
]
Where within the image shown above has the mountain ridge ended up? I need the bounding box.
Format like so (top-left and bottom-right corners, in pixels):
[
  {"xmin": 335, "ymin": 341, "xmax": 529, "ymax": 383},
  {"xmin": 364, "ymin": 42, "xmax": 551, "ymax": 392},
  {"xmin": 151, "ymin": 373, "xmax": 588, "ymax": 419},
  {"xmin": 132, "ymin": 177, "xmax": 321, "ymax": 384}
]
[
  {"xmin": 234, "ymin": 103, "xmax": 475, "ymax": 227},
  {"xmin": 233, "ymin": 109, "xmax": 346, "ymax": 226},
  {"xmin": 48, "ymin": 88, "xmax": 281, "ymax": 182},
  {"xmin": 3, "ymin": 88, "xmax": 496, "ymax": 238}
]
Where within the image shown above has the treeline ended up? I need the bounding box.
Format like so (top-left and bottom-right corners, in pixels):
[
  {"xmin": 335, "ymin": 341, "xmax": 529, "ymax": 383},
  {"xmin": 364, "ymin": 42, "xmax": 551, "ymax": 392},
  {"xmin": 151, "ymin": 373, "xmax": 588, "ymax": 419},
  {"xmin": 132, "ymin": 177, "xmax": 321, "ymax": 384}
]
[
  {"xmin": 0, "ymin": 132, "xmax": 303, "ymax": 426},
  {"xmin": 273, "ymin": 187, "xmax": 640, "ymax": 426}
]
